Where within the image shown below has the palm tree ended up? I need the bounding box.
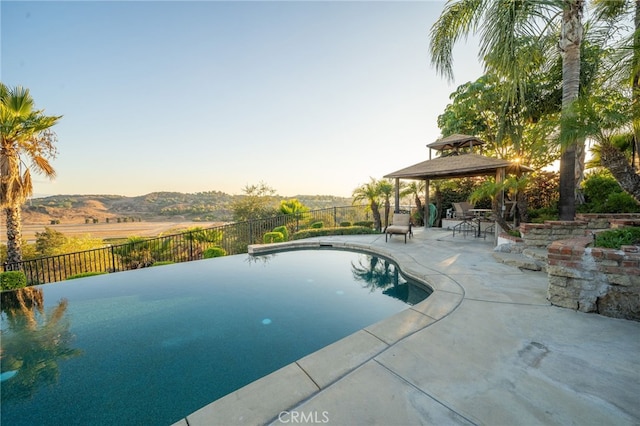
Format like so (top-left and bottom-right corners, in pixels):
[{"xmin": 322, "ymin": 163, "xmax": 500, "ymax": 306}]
[
  {"xmin": 469, "ymin": 179, "xmax": 513, "ymax": 232},
  {"xmin": 566, "ymin": 84, "xmax": 640, "ymax": 202},
  {"xmin": 429, "ymin": 0, "xmax": 585, "ymax": 220},
  {"xmin": 593, "ymin": 0, "xmax": 640, "ymax": 169},
  {"xmin": 1, "ymin": 84, "xmax": 61, "ymax": 265},
  {"xmin": 402, "ymin": 181, "xmax": 425, "ymax": 226},
  {"xmin": 377, "ymin": 179, "xmax": 395, "ymax": 230},
  {"xmin": 352, "ymin": 178, "xmax": 382, "ymax": 231}
]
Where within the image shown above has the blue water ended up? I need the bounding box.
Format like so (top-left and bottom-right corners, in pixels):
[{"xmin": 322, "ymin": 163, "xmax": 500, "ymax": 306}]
[{"xmin": 0, "ymin": 249, "xmax": 430, "ymax": 425}]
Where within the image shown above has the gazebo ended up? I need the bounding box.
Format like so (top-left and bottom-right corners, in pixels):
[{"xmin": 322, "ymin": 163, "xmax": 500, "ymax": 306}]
[
  {"xmin": 426, "ymin": 133, "xmax": 484, "ymax": 156},
  {"xmin": 384, "ymin": 135, "xmax": 532, "ymax": 229}
]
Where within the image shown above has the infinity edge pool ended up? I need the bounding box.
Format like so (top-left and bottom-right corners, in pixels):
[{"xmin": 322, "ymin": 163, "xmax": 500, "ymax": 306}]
[{"xmin": 175, "ymin": 240, "xmax": 464, "ymax": 426}]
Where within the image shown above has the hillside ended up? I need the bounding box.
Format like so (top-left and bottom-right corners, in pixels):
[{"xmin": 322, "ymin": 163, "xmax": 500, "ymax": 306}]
[{"xmin": 20, "ymin": 192, "xmax": 353, "ymax": 225}]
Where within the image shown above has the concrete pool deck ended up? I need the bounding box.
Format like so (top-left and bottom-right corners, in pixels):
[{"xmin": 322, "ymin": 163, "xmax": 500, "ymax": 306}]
[{"xmin": 175, "ymin": 228, "xmax": 640, "ymax": 425}]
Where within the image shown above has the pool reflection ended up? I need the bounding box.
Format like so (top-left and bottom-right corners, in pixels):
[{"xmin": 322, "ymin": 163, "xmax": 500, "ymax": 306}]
[
  {"xmin": 0, "ymin": 288, "xmax": 82, "ymax": 401},
  {"xmin": 351, "ymin": 254, "xmax": 431, "ymax": 305}
]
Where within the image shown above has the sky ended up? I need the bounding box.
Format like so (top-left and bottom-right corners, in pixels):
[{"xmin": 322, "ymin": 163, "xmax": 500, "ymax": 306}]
[{"xmin": 1, "ymin": 0, "xmax": 484, "ymax": 198}]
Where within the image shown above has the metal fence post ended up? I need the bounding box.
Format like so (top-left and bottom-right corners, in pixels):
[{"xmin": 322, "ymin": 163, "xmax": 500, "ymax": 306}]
[{"xmin": 110, "ymin": 245, "xmax": 117, "ymax": 272}]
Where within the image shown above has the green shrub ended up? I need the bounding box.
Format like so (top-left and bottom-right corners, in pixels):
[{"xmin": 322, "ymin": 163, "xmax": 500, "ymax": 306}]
[
  {"xmin": 527, "ymin": 206, "xmax": 558, "ymax": 223},
  {"xmin": 0, "ymin": 271, "xmax": 27, "ymax": 291},
  {"xmin": 594, "ymin": 227, "xmax": 640, "ymax": 249},
  {"xmin": 339, "ymin": 221, "xmax": 352, "ymax": 227},
  {"xmin": 580, "ymin": 171, "xmax": 640, "ymax": 213},
  {"xmin": 273, "ymin": 225, "xmax": 289, "ymax": 240},
  {"xmin": 67, "ymin": 271, "xmax": 108, "ymax": 280},
  {"xmin": 151, "ymin": 261, "xmax": 175, "ymax": 267},
  {"xmin": 203, "ymin": 247, "xmax": 227, "ymax": 258},
  {"xmin": 310, "ymin": 221, "xmax": 324, "ymax": 229},
  {"xmin": 353, "ymin": 221, "xmax": 374, "ymax": 228},
  {"xmin": 507, "ymin": 229, "xmax": 521, "ymax": 238},
  {"xmin": 263, "ymin": 232, "xmax": 285, "ymax": 244},
  {"xmin": 598, "ymin": 192, "xmax": 640, "ymax": 213},
  {"xmin": 292, "ymin": 226, "xmax": 378, "ymax": 240}
]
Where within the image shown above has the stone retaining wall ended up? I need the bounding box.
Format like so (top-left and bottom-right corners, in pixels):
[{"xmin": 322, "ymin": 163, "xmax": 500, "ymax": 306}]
[
  {"xmin": 517, "ymin": 214, "xmax": 640, "ymax": 321},
  {"xmin": 575, "ymin": 213, "xmax": 640, "ymax": 230},
  {"xmin": 520, "ymin": 221, "xmax": 590, "ymax": 248},
  {"xmin": 520, "ymin": 214, "xmax": 640, "ymax": 248},
  {"xmin": 546, "ymin": 238, "xmax": 640, "ymax": 321}
]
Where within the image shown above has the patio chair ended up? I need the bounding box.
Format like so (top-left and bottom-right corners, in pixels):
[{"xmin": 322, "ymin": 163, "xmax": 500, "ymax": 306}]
[
  {"xmin": 385, "ymin": 213, "xmax": 412, "ymax": 243},
  {"xmin": 453, "ymin": 202, "xmax": 474, "ymax": 219},
  {"xmin": 452, "ymin": 202, "xmax": 477, "ymax": 238}
]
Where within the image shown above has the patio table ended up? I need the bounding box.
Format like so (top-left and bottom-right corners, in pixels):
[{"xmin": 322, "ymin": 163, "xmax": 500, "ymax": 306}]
[{"xmin": 468, "ymin": 209, "xmax": 492, "ymax": 237}]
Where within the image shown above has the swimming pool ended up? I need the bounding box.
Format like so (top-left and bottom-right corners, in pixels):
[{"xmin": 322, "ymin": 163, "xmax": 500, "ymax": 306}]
[{"xmin": 0, "ymin": 249, "xmax": 430, "ymax": 425}]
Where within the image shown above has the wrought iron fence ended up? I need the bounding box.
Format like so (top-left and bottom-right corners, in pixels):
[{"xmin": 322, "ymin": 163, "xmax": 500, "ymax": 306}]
[{"xmin": 2, "ymin": 205, "xmax": 371, "ymax": 285}]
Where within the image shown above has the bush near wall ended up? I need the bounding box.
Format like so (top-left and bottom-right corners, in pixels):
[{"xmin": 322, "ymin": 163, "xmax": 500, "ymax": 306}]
[
  {"xmin": 292, "ymin": 226, "xmax": 378, "ymax": 240},
  {"xmin": 595, "ymin": 227, "xmax": 640, "ymax": 249},
  {"xmin": 353, "ymin": 221, "xmax": 374, "ymax": 228},
  {"xmin": 263, "ymin": 232, "xmax": 285, "ymax": 244},
  {"xmin": 151, "ymin": 261, "xmax": 176, "ymax": 267},
  {"xmin": 0, "ymin": 271, "xmax": 27, "ymax": 291},
  {"xmin": 203, "ymin": 247, "xmax": 227, "ymax": 258},
  {"xmin": 273, "ymin": 226, "xmax": 289, "ymax": 240},
  {"xmin": 67, "ymin": 271, "xmax": 108, "ymax": 280}
]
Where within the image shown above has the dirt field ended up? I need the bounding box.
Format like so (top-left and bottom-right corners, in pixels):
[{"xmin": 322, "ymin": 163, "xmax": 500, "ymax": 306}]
[{"xmin": 0, "ymin": 221, "xmax": 225, "ymax": 244}]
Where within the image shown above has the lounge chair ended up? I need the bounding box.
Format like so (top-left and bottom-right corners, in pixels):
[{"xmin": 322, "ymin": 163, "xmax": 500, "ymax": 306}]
[{"xmin": 385, "ymin": 213, "xmax": 412, "ymax": 243}]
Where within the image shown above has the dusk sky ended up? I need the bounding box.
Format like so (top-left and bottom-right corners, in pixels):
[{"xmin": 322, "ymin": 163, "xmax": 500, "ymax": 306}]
[{"xmin": 2, "ymin": 1, "xmax": 484, "ymax": 198}]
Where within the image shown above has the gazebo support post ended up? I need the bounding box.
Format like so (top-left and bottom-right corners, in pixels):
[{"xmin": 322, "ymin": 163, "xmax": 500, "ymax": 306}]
[
  {"xmin": 424, "ymin": 179, "xmax": 430, "ymax": 228},
  {"xmin": 394, "ymin": 178, "xmax": 400, "ymax": 214},
  {"xmin": 495, "ymin": 167, "xmax": 505, "ymax": 243}
]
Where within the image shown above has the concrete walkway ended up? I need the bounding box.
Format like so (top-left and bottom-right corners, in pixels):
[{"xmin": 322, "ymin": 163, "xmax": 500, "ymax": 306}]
[{"xmin": 175, "ymin": 228, "xmax": 640, "ymax": 426}]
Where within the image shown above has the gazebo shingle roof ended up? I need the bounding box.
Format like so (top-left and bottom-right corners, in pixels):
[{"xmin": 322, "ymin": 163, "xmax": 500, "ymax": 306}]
[
  {"xmin": 384, "ymin": 153, "xmax": 531, "ymax": 180},
  {"xmin": 427, "ymin": 134, "xmax": 485, "ymax": 151}
]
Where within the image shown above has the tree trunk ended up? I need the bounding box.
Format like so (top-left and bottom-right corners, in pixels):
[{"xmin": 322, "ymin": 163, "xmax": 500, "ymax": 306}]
[
  {"xmin": 600, "ymin": 144, "xmax": 640, "ymax": 202},
  {"xmin": 5, "ymin": 205, "xmax": 23, "ymax": 267},
  {"xmin": 414, "ymin": 195, "xmax": 423, "ymax": 226},
  {"xmin": 558, "ymin": 0, "xmax": 584, "ymax": 220},
  {"xmin": 384, "ymin": 199, "xmax": 390, "ymax": 229},
  {"xmin": 492, "ymin": 198, "xmax": 512, "ymax": 233},
  {"xmin": 575, "ymin": 136, "xmax": 586, "ymax": 204},
  {"xmin": 371, "ymin": 202, "xmax": 382, "ymax": 232},
  {"xmin": 633, "ymin": 0, "xmax": 640, "ymax": 170},
  {"xmin": 516, "ymin": 190, "xmax": 530, "ymax": 224}
]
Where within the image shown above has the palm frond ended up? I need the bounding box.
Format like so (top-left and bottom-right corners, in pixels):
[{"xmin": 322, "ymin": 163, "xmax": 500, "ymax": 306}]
[
  {"xmin": 429, "ymin": 0, "xmax": 485, "ymax": 81},
  {"xmin": 31, "ymin": 156, "xmax": 56, "ymax": 178},
  {"xmin": 22, "ymin": 168, "xmax": 33, "ymax": 196}
]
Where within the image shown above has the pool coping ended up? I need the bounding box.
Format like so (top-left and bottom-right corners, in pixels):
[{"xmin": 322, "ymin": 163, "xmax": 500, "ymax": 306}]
[{"xmin": 175, "ymin": 239, "xmax": 464, "ymax": 425}]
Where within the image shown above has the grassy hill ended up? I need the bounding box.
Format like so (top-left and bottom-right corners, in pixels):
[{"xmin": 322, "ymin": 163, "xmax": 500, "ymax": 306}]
[{"xmin": 22, "ymin": 192, "xmax": 353, "ymax": 224}]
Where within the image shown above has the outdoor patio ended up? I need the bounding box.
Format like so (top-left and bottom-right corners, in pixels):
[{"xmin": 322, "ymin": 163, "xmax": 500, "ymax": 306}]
[{"xmin": 175, "ymin": 227, "xmax": 640, "ymax": 425}]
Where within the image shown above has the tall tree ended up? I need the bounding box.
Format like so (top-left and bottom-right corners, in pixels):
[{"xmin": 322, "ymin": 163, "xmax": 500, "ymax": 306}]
[
  {"xmin": 230, "ymin": 181, "xmax": 278, "ymax": 222},
  {"xmin": 1, "ymin": 84, "xmax": 60, "ymax": 265},
  {"xmin": 558, "ymin": 0, "xmax": 585, "ymax": 220},
  {"xmin": 429, "ymin": 0, "xmax": 585, "ymax": 220},
  {"xmin": 437, "ymin": 73, "xmax": 560, "ymax": 171}
]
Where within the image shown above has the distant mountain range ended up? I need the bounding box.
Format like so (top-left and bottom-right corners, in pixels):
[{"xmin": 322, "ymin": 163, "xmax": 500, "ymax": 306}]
[{"xmin": 21, "ymin": 192, "xmax": 353, "ymax": 224}]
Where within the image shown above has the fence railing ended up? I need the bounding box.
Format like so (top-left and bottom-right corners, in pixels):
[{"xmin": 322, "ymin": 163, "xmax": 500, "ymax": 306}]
[{"xmin": 2, "ymin": 205, "xmax": 371, "ymax": 285}]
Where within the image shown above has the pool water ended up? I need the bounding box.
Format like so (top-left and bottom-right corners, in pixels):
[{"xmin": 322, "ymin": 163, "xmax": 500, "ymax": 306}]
[{"xmin": 0, "ymin": 249, "xmax": 430, "ymax": 425}]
